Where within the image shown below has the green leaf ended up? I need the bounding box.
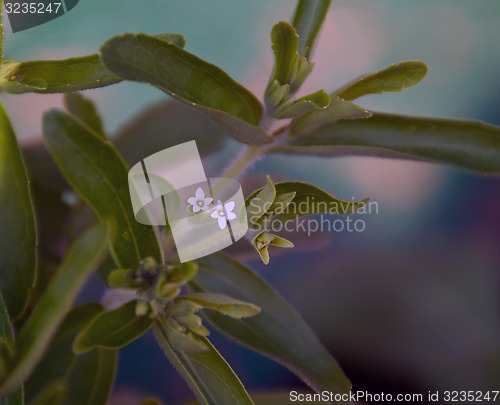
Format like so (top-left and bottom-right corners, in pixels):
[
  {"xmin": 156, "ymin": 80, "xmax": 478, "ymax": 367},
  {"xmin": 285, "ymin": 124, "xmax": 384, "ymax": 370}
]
[
  {"xmin": 63, "ymin": 346, "xmax": 116, "ymax": 405},
  {"xmin": 42, "ymin": 109, "xmax": 162, "ymax": 268},
  {"xmin": 247, "ymin": 179, "xmax": 356, "ymax": 261},
  {"xmin": 334, "ymin": 61, "xmax": 428, "ymax": 101},
  {"xmin": 168, "ymin": 262, "xmax": 198, "ymax": 285},
  {"xmin": 0, "ymin": 57, "xmax": 120, "ymax": 94},
  {"xmin": 197, "ymin": 109, "xmax": 271, "ymax": 144},
  {"xmin": 268, "ymin": 192, "xmax": 296, "ymax": 215},
  {"xmin": 100, "ymin": 33, "xmax": 272, "ymax": 145},
  {"xmin": 246, "ymin": 182, "xmax": 368, "ymax": 221},
  {"xmin": 291, "ymin": 0, "xmax": 332, "ymax": 59},
  {"xmin": 265, "ymin": 21, "xmax": 320, "ymax": 98},
  {"xmin": 101, "ymin": 33, "xmax": 260, "ymax": 124},
  {"xmin": 268, "ymin": 235, "xmax": 294, "ymax": 248},
  {"xmin": 26, "ymin": 303, "xmax": 116, "ymax": 405},
  {"xmin": 163, "ymin": 299, "xmax": 209, "ymax": 341},
  {"xmin": 154, "ymin": 33, "xmax": 187, "ymax": 48},
  {"xmin": 0, "ymin": 34, "xmax": 185, "ymax": 94},
  {"xmin": 289, "ymin": 55, "xmax": 315, "ymax": 94},
  {"xmin": 268, "ymin": 22, "xmax": 299, "ymax": 89},
  {"xmin": 73, "ymin": 301, "xmax": 152, "ymax": 353},
  {"xmin": 255, "ymin": 244, "xmax": 269, "ymax": 266},
  {"xmin": 153, "ymin": 320, "xmax": 253, "ymax": 405},
  {"xmin": 63, "ymin": 93, "xmax": 105, "ymax": 137},
  {"xmin": 160, "ymin": 317, "xmax": 208, "ymax": 353},
  {"xmin": 29, "ymin": 383, "xmax": 64, "ymax": 405},
  {"xmin": 21, "ymin": 141, "xmax": 68, "ymax": 191},
  {"xmin": 290, "ymin": 96, "xmax": 372, "ymax": 135},
  {"xmin": 255, "ymin": 231, "xmax": 294, "ymax": 261},
  {"xmin": 107, "ymin": 269, "xmax": 137, "ymax": 289},
  {"xmin": 191, "ymin": 254, "xmax": 351, "ymax": 403},
  {"xmin": 265, "ymin": 80, "xmax": 289, "ymax": 110},
  {"xmin": 0, "ymin": 101, "xmax": 37, "ymax": 321},
  {"xmin": 273, "ymin": 89, "xmax": 330, "ymax": 119},
  {"xmin": 275, "ymin": 112, "xmax": 500, "ymax": 174},
  {"xmin": 246, "ymin": 176, "xmax": 276, "ymax": 228},
  {"xmin": 179, "ymin": 293, "xmax": 260, "ymax": 319},
  {"xmin": 0, "ymin": 225, "xmax": 108, "ymax": 395},
  {"xmin": 29, "ymin": 182, "xmax": 71, "ymax": 265},
  {"xmin": 0, "ymin": 295, "xmax": 23, "ymax": 405},
  {"xmin": 173, "ymin": 312, "xmax": 209, "ymax": 337},
  {"xmin": 113, "ymin": 100, "xmax": 225, "ymax": 166},
  {"xmin": 251, "ymin": 232, "xmax": 294, "ymax": 265},
  {"xmin": 96, "ymin": 255, "xmax": 118, "ymax": 286},
  {"xmin": 0, "ymin": 295, "xmax": 14, "ymax": 370},
  {"xmin": 25, "ymin": 303, "xmax": 101, "ymax": 399},
  {"xmin": 222, "ymin": 225, "xmax": 328, "ymax": 263}
]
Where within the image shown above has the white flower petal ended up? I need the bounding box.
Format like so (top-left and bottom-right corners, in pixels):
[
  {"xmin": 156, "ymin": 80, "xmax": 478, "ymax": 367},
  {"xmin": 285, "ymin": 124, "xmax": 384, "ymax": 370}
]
[
  {"xmin": 192, "ymin": 205, "xmax": 201, "ymax": 213},
  {"xmin": 101, "ymin": 288, "xmax": 136, "ymax": 310},
  {"xmin": 227, "ymin": 212, "xmax": 237, "ymax": 220},
  {"xmin": 218, "ymin": 217, "xmax": 227, "ymax": 230},
  {"xmin": 210, "ymin": 210, "xmax": 219, "ymax": 218},
  {"xmin": 187, "ymin": 197, "xmax": 197, "ymax": 206},
  {"xmin": 224, "ymin": 201, "xmax": 235, "ymax": 213},
  {"xmin": 204, "ymin": 197, "xmax": 213, "ymax": 205},
  {"xmin": 195, "ymin": 187, "xmax": 205, "ymax": 199}
]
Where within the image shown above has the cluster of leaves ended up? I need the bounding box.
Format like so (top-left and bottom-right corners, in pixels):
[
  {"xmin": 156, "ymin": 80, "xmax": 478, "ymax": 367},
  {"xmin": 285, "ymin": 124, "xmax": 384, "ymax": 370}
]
[
  {"xmin": 1, "ymin": 0, "xmax": 500, "ymax": 404},
  {"xmin": 245, "ymin": 177, "xmax": 368, "ymax": 264}
]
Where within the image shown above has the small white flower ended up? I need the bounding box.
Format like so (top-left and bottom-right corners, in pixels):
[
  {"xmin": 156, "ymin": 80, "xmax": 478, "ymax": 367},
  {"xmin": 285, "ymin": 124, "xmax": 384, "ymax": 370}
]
[
  {"xmin": 211, "ymin": 200, "xmax": 237, "ymax": 230},
  {"xmin": 187, "ymin": 187, "xmax": 213, "ymax": 213}
]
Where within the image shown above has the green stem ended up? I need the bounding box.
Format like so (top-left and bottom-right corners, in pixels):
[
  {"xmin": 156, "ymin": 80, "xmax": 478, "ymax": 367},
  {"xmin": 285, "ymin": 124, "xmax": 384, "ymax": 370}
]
[
  {"xmin": 218, "ymin": 109, "xmax": 282, "ymax": 180},
  {"xmin": 219, "ymin": 144, "xmax": 265, "ymax": 180}
]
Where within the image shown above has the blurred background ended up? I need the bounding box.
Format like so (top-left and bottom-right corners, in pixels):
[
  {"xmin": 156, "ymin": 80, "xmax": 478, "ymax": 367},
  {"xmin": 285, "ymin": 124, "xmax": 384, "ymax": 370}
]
[{"xmin": 3, "ymin": 0, "xmax": 500, "ymax": 403}]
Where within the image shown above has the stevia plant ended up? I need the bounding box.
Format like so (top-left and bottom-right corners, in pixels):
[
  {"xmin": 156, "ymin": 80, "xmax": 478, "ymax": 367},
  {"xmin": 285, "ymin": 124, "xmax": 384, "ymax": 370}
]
[{"xmin": 1, "ymin": 1, "xmax": 500, "ymax": 404}]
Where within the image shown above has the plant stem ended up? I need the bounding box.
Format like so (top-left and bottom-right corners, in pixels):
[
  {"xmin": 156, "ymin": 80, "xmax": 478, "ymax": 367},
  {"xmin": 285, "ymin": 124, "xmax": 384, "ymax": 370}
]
[
  {"xmin": 219, "ymin": 144, "xmax": 265, "ymax": 180},
  {"xmin": 218, "ymin": 109, "xmax": 282, "ymax": 180}
]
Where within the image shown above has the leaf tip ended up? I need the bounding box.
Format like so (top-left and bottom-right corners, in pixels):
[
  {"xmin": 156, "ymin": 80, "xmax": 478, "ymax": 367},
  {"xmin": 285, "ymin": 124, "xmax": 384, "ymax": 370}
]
[{"xmin": 71, "ymin": 336, "xmax": 91, "ymax": 355}]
